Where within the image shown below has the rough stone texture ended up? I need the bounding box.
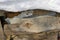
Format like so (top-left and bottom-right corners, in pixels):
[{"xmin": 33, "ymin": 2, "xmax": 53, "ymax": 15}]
[
  {"xmin": 46, "ymin": 30, "xmax": 58, "ymax": 40},
  {"xmin": 4, "ymin": 16, "xmax": 60, "ymax": 40},
  {"xmin": 5, "ymin": 10, "xmax": 53, "ymax": 18},
  {"xmin": 3, "ymin": 10, "xmax": 60, "ymax": 40},
  {"xmin": 6, "ymin": 16, "xmax": 60, "ymax": 33},
  {"xmin": 0, "ymin": 21, "xmax": 4, "ymax": 40},
  {"xmin": 4, "ymin": 24, "xmax": 58, "ymax": 40},
  {"xmin": 58, "ymin": 31, "xmax": 60, "ymax": 40}
]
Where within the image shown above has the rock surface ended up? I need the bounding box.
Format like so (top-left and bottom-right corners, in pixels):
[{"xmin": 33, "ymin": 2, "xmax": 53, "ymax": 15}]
[
  {"xmin": 5, "ymin": 16, "xmax": 60, "ymax": 33},
  {"xmin": 0, "ymin": 21, "xmax": 5, "ymax": 40},
  {"xmin": 4, "ymin": 25, "xmax": 58, "ymax": 40}
]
